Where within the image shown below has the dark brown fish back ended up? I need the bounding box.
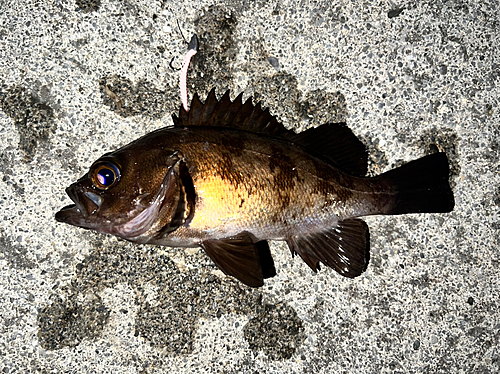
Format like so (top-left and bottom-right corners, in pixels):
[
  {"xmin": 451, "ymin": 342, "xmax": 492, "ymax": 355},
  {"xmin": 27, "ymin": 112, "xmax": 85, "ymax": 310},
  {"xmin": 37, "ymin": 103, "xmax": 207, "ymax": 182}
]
[{"xmin": 173, "ymin": 89, "xmax": 368, "ymax": 176}]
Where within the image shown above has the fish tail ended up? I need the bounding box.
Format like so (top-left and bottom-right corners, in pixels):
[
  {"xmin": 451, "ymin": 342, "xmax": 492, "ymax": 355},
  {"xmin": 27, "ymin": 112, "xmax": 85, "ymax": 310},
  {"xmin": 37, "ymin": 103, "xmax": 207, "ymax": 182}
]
[{"xmin": 377, "ymin": 152, "xmax": 455, "ymax": 215}]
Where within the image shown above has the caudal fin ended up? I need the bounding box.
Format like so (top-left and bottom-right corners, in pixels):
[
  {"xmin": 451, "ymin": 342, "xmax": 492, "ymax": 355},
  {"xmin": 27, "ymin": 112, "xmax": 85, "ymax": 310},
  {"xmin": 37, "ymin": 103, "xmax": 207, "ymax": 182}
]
[{"xmin": 378, "ymin": 152, "xmax": 455, "ymax": 215}]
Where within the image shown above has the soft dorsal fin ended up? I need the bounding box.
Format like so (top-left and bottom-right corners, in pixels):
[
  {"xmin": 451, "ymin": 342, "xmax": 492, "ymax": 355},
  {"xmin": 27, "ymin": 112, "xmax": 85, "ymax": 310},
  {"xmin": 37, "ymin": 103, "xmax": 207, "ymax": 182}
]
[
  {"xmin": 172, "ymin": 88, "xmax": 294, "ymax": 138},
  {"xmin": 288, "ymin": 123, "xmax": 368, "ymax": 176}
]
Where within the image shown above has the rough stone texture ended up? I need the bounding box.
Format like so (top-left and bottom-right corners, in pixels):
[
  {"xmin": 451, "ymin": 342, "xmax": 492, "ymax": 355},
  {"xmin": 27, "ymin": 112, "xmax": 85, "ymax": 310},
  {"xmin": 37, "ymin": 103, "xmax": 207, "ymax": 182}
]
[
  {"xmin": 190, "ymin": 5, "xmax": 239, "ymax": 96},
  {"xmin": 0, "ymin": 85, "xmax": 55, "ymax": 161},
  {"xmin": 99, "ymin": 75, "xmax": 177, "ymax": 118},
  {"xmin": 0, "ymin": 0, "xmax": 499, "ymax": 373},
  {"xmin": 244, "ymin": 302, "xmax": 305, "ymax": 360}
]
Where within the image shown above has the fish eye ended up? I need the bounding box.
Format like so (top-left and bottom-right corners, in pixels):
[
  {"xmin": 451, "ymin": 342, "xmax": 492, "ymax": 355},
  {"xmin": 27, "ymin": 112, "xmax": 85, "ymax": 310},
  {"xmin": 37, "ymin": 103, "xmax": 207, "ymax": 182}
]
[{"xmin": 90, "ymin": 161, "xmax": 121, "ymax": 190}]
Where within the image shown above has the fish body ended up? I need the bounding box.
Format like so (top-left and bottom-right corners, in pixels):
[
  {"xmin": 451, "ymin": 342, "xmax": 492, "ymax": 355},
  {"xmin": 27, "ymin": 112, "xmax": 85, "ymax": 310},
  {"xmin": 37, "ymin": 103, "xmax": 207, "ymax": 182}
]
[{"xmin": 56, "ymin": 89, "xmax": 454, "ymax": 287}]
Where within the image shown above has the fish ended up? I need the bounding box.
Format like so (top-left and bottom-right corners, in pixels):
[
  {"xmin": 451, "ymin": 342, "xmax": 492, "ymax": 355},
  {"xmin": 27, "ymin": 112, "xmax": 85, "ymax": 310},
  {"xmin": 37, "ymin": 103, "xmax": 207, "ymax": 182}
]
[{"xmin": 56, "ymin": 89, "xmax": 455, "ymax": 287}]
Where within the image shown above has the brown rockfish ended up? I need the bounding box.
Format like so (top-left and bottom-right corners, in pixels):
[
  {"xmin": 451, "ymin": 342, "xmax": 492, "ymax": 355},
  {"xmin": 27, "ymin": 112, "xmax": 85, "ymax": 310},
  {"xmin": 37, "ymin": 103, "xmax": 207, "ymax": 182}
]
[{"xmin": 56, "ymin": 89, "xmax": 454, "ymax": 287}]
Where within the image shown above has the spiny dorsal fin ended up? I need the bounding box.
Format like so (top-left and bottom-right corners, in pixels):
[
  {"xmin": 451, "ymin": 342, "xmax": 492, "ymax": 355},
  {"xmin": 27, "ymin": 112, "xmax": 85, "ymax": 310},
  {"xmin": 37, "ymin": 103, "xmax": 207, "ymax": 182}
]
[
  {"xmin": 188, "ymin": 93, "xmax": 204, "ymax": 126},
  {"xmin": 172, "ymin": 88, "xmax": 294, "ymax": 138}
]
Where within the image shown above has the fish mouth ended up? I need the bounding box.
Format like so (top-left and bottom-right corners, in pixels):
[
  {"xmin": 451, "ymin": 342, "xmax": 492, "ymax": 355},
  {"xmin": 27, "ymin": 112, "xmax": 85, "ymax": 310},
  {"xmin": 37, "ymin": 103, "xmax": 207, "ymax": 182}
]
[
  {"xmin": 54, "ymin": 203, "xmax": 98, "ymax": 230},
  {"xmin": 55, "ymin": 185, "xmax": 102, "ymax": 229}
]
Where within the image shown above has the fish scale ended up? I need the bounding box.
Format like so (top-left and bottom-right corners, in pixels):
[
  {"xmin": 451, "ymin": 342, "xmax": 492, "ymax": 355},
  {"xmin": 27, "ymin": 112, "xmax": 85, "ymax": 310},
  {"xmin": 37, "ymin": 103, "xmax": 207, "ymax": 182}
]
[{"xmin": 177, "ymin": 138, "xmax": 321, "ymax": 231}]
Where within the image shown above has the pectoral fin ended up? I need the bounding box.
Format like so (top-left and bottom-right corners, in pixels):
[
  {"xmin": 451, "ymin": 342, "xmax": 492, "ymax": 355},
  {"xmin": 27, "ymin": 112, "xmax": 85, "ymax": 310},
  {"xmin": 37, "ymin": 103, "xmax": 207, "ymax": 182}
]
[
  {"xmin": 286, "ymin": 219, "xmax": 370, "ymax": 278},
  {"xmin": 201, "ymin": 233, "xmax": 276, "ymax": 287}
]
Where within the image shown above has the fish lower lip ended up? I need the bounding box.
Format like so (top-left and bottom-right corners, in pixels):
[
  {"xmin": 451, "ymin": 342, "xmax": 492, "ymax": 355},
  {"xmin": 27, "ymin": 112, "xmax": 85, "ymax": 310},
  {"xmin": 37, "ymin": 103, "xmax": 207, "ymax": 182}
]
[{"xmin": 55, "ymin": 204, "xmax": 80, "ymax": 222}]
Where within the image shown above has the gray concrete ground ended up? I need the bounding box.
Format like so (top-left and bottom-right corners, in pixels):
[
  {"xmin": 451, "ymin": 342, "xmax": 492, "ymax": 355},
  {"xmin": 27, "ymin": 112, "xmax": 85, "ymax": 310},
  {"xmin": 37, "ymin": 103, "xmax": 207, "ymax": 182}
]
[{"xmin": 0, "ymin": 0, "xmax": 499, "ymax": 373}]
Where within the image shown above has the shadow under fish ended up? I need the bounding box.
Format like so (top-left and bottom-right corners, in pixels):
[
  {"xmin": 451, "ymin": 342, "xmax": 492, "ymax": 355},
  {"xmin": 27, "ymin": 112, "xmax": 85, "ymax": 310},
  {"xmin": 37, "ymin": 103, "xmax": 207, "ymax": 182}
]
[{"xmin": 56, "ymin": 89, "xmax": 455, "ymax": 287}]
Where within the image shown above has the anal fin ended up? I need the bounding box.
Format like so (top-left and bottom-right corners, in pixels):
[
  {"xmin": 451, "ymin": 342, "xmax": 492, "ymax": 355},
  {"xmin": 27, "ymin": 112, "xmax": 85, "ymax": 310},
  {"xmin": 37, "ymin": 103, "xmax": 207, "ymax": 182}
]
[
  {"xmin": 201, "ymin": 233, "xmax": 276, "ymax": 287},
  {"xmin": 286, "ymin": 219, "xmax": 370, "ymax": 278}
]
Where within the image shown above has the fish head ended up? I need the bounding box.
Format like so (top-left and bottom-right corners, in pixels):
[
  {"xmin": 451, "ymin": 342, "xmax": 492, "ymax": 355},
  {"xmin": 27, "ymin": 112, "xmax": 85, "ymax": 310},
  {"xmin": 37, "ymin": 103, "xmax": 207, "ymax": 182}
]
[{"xmin": 55, "ymin": 144, "xmax": 183, "ymax": 242}]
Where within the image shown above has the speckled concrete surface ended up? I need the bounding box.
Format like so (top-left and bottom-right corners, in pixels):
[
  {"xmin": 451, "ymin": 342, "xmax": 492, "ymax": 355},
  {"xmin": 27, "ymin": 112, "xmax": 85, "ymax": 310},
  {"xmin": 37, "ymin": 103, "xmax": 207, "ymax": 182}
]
[{"xmin": 0, "ymin": 0, "xmax": 499, "ymax": 373}]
